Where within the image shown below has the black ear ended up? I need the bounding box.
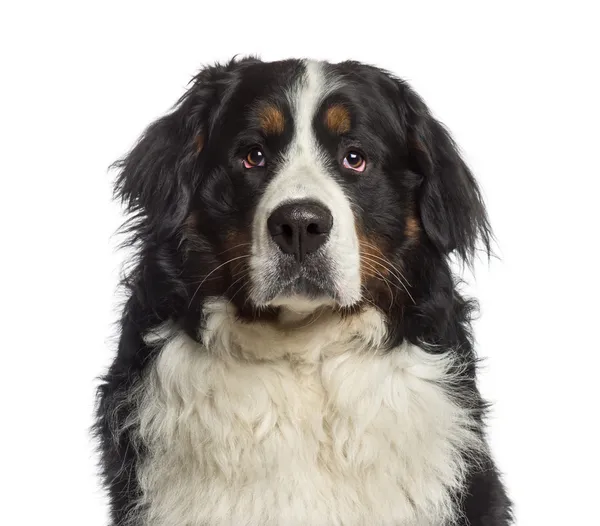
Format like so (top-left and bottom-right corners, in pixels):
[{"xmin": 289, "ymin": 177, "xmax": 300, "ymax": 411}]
[
  {"xmin": 113, "ymin": 110, "xmax": 197, "ymax": 238},
  {"xmin": 405, "ymin": 89, "xmax": 492, "ymax": 263},
  {"xmin": 112, "ymin": 58, "xmax": 251, "ymax": 239}
]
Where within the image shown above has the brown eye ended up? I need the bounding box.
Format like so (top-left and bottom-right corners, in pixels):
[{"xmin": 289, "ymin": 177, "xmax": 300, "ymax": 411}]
[
  {"xmin": 243, "ymin": 147, "xmax": 265, "ymax": 168},
  {"xmin": 343, "ymin": 151, "xmax": 366, "ymax": 172}
]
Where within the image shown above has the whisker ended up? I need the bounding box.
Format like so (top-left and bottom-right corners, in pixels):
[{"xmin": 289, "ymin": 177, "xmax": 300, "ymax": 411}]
[
  {"xmin": 230, "ymin": 262, "xmax": 250, "ymax": 279},
  {"xmin": 361, "ymin": 254, "xmax": 416, "ymax": 305},
  {"xmin": 224, "ymin": 272, "xmax": 250, "ymax": 298},
  {"xmin": 188, "ymin": 255, "xmax": 251, "ymax": 307},
  {"xmin": 361, "ymin": 260, "xmax": 395, "ymax": 310},
  {"xmin": 359, "ymin": 284, "xmax": 379, "ymax": 311},
  {"xmin": 359, "ymin": 247, "xmax": 413, "ymax": 288},
  {"xmin": 215, "ymin": 243, "xmax": 252, "ymax": 257},
  {"xmin": 226, "ymin": 273, "xmax": 253, "ymax": 311}
]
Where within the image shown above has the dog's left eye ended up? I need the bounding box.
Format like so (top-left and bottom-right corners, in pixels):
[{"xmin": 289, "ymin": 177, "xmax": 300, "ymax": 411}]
[
  {"xmin": 243, "ymin": 147, "xmax": 266, "ymax": 168},
  {"xmin": 342, "ymin": 151, "xmax": 366, "ymax": 172}
]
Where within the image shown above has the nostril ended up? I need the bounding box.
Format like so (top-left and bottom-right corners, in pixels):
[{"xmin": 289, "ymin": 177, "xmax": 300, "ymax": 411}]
[
  {"xmin": 281, "ymin": 224, "xmax": 294, "ymax": 238},
  {"xmin": 306, "ymin": 223, "xmax": 321, "ymax": 235}
]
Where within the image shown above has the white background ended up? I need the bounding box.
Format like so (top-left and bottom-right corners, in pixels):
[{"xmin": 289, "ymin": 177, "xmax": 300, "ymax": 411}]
[{"xmin": 1, "ymin": 1, "xmax": 598, "ymax": 524}]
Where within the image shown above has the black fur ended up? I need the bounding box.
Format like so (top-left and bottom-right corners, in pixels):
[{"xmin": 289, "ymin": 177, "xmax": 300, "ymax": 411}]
[{"xmin": 95, "ymin": 57, "xmax": 512, "ymax": 525}]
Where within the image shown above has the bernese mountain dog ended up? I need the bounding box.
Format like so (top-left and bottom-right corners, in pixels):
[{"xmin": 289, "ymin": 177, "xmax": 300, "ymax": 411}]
[{"xmin": 95, "ymin": 57, "xmax": 512, "ymax": 525}]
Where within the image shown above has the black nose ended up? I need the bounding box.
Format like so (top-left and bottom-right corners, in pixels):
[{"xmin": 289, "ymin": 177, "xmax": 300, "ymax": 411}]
[{"xmin": 267, "ymin": 200, "xmax": 333, "ymax": 262}]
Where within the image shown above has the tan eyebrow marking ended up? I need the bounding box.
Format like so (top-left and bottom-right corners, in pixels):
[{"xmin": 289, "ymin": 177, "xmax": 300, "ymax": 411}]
[
  {"xmin": 258, "ymin": 104, "xmax": 285, "ymax": 135},
  {"xmin": 325, "ymin": 104, "xmax": 351, "ymax": 134}
]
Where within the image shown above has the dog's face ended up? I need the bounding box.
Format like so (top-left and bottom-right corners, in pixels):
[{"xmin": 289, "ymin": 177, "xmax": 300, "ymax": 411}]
[{"xmin": 117, "ymin": 58, "xmax": 490, "ymax": 328}]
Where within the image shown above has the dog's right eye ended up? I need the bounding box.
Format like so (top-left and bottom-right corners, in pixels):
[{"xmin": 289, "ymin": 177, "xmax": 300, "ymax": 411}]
[
  {"xmin": 243, "ymin": 147, "xmax": 266, "ymax": 168},
  {"xmin": 342, "ymin": 150, "xmax": 366, "ymax": 172}
]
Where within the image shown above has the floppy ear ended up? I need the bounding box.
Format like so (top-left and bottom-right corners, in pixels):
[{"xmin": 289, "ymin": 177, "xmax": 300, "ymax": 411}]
[
  {"xmin": 113, "ymin": 110, "xmax": 197, "ymax": 238},
  {"xmin": 405, "ymin": 89, "xmax": 492, "ymax": 263},
  {"xmin": 112, "ymin": 60, "xmax": 242, "ymax": 239}
]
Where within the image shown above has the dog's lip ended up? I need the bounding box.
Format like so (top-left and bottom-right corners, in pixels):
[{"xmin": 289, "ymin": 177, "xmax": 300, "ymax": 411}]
[
  {"xmin": 279, "ymin": 273, "xmax": 331, "ymax": 290},
  {"xmin": 267, "ymin": 275, "xmax": 338, "ymax": 303}
]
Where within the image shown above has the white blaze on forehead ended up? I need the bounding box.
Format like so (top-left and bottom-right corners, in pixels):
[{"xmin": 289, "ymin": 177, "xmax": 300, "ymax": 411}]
[
  {"xmin": 250, "ymin": 60, "xmax": 362, "ymax": 307},
  {"xmin": 256, "ymin": 60, "xmax": 342, "ymax": 210},
  {"xmin": 288, "ymin": 61, "xmax": 338, "ymax": 157}
]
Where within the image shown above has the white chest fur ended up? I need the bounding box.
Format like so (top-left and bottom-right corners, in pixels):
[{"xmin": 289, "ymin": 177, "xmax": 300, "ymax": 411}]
[{"xmin": 131, "ymin": 306, "xmax": 482, "ymax": 526}]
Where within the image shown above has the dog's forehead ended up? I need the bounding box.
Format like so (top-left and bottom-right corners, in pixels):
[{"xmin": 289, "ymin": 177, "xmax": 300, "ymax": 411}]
[
  {"xmin": 219, "ymin": 60, "xmax": 401, "ymax": 147},
  {"xmin": 222, "ymin": 60, "xmax": 360, "ymax": 136}
]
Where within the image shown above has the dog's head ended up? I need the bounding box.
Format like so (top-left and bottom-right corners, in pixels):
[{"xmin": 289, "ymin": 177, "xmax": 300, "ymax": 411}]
[{"xmin": 116, "ymin": 58, "xmax": 490, "ymax": 339}]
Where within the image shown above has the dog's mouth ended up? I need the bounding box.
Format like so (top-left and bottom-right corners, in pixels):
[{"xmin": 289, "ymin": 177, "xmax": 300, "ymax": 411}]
[
  {"xmin": 272, "ymin": 276, "xmax": 336, "ymax": 303},
  {"xmin": 257, "ymin": 256, "xmax": 341, "ymax": 307}
]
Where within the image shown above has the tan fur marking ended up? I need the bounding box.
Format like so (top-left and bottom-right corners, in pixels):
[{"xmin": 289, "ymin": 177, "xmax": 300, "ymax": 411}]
[
  {"xmin": 355, "ymin": 220, "xmax": 415, "ymax": 308},
  {"xmin": 356, "ymin": 225, "xmax": 390, "ymax": 283},
  {"xmin": 196, "ymin": 134, "xmax": 205, "ymax": 153},
  {"xmin": 405, "ymin": 215, "xmax": 420, "ymax": 240},
  {"xmin": 258, "ymin": 105, "xmax": 285, "ymax": 135},
  {"xmin": 325, "ymin": 105, "xmax": 351, "ymax": 134}
]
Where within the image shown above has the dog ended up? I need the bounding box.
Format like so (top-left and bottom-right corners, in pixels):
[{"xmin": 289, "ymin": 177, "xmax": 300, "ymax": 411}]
[{"xmin": 95, "ymin": 57, "xmax": 512, "ymax": 525}]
